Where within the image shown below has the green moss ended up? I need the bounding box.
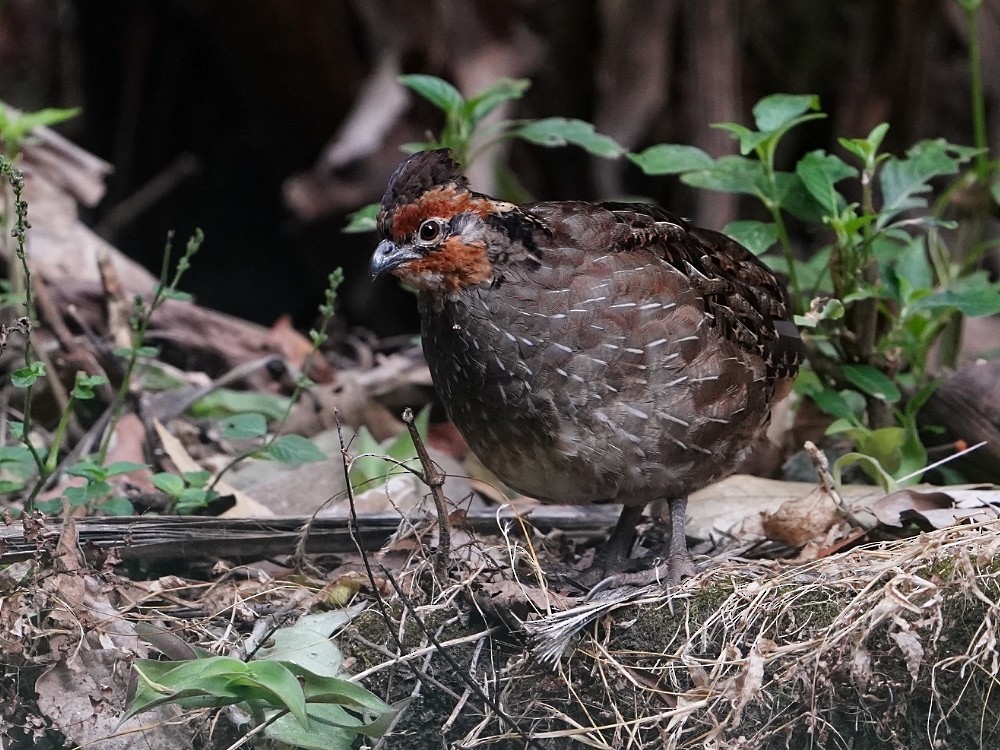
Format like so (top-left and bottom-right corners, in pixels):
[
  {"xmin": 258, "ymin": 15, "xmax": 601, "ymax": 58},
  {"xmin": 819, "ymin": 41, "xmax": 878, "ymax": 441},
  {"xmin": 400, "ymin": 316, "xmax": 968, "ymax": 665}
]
[{"xmin": 335, "ymin": 543, "xmax": 1000, "ymax": 749}]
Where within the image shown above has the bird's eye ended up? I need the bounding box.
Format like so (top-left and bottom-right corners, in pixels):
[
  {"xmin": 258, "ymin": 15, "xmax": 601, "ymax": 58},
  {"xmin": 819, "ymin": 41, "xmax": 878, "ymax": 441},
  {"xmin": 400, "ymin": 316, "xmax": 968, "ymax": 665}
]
[{"xmin": 418, "ymin": 219, "xmax": 443, "ymax": 244}]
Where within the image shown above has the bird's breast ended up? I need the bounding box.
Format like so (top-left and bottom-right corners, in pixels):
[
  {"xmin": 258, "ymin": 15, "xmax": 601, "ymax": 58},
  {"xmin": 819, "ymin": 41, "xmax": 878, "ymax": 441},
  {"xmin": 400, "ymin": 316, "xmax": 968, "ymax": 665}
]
[{"xmin": 417, "ymin": 257, "xmax": 774, "ymax": 503}]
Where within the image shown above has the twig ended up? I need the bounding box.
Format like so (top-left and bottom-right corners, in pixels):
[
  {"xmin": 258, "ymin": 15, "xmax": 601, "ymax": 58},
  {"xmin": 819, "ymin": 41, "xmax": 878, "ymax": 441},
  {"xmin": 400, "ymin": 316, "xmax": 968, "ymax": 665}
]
[
  {"xmin": 804, "ymin": 440, "xmax": 866, "ymax": 528},
  {"xmin": 442, "ymin": 635, "xmax": 488, "ymax": 733},
  {"xmin": 335, "ymin": 408, "xmax": 541, "ymax": 748},
  {"xmin": 378, "ymin": 564, "xmax": 546, "ymax": 749},
  {"xmin": 402, "ymin": 406, "xmax": 451, "ymax": 580}
]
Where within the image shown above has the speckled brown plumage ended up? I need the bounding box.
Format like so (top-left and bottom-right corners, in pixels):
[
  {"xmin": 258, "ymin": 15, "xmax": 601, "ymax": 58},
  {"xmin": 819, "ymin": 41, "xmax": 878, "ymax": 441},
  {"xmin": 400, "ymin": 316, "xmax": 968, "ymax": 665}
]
[{"xmin": 370, "ymin": 149, "xmax": 801, "ymax": 589}]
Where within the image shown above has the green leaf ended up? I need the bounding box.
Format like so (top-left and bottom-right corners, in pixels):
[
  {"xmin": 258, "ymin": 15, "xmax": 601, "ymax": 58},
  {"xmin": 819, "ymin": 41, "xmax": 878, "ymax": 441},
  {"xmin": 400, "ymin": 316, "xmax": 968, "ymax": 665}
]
[
  {"xmin": 751, "ymin": 94, "xmax": 821, "ymax": 132},
  {"xmin": 284, "ymin": 666, "xmax": 393, "ymax": 714},
  {"xmin": 347, "ymin": 427, "xmax": 394, "ymax": 488},
  {"xmin": 809, "ymin": 388, "xmax": 859, "ymax": 421},
  {"xmin": 221, "ymin": 413, "xmax": 268, "ymax": 440},
  {"xmin": 176, "ymin": 487, "xmax": 215, "ymax": 513},
  {"xmin": 183, "ymin": 469, "xmax": 212, "ymax": 488},
  {"xmin": 0, "ymin": 445, "xmax": 36, "ymax": 493},
  {"xmin": 833, "ymin": 452, "xmax": 896, "ymax": 492},
  {"xmin": 256, "ymin": 612, "xmax": 349, "ymax": 677},
  {"xmin": 8, "ymin": 421, "xmax": 24, "ymax": 439},
  {"xmin": 771, "ymin": 171, "xmax": 827, "ymax": 222},
  {"xmin": 712, "ymin": 122, "xmax": 770, "ymax": 156},
  {"xmin": 11, "ymin": 361, "xmax": 46, "ymax": 388},
  {"xmin": 63, "ymin": 480, "xmax": 112, "ymax": 508},
  {"xmin": 722, "ymin": 220, "xmax": 778, "ymax": 255},
  {"xmin": 878, "ymin": 139, "xmax": 981, "ymax": 227},
  {"xmin": 71, "ymin": 373, "xmax": 108, "ymax": 400},
  {"xmin": 343, "ymin": 203, "xmax": 379, "ymax": 234},
  {"xmin": 795, "ymin": 245, "xmax": 834, "ymax": 293},
  {"xmin": 628, "ymin": 144, "xmax": 713, "ymax": 175},
  {"xmin": 513, "ymin": 118, "xmax": 624, "ymax": 158},
  {"xmin": 264, "ymin": 705, "xmax": 360, "ymax": 750},
  {"xmin": 0, "ymin": 444, "xmax": 35, "ymax": 465},
  {"xmin": 795, "ymin": 150, "xmax": 858, "ymax": 214},
  {"xmin": 66, "ymin": 458, "xmax": 108, "ymax": 482},
  {"xmin": 264, "ymin": 434, "xmax": 327, "ymax": 464},
  {"xmin": 125, "ymin": 657, "xmax": 249, "ymax": 720},
  {"xmin": 189, "ymin": 388, "xmax": 291, "ymax": 420},
  {"xmin": 35, "ymin": 498, "xmax": 62, "ymax": 514},
  {"xmin": 152, "ymin": 472, "xmax": 186, "ymax": 497},
  {"xmin": 103, "ymin": 461, "xmax": 149, "ymax": 477},
  {"xmin": 838, "ymin": 122, "xmax": 890, "ymax": 165},
  {"xmin": 681, "ymin": 155, "xmax": 767, "ymax": 196},
  {"xmin": 855, "ymin": 426, "xmax": 907, "ymax": 476},
  {"xmin": 385, "ymin": 406, "xmax": 430, "ymax": 463},
  {"xmin": 879, "ymin": 235, "xmax": 932, "ymax": 299},
  {"xmin": 243, "ymin": 660, "xmax": 309, "ymax": 726},
  {"xmin": 0, "ymin": 106, "xmax": 80, "ymax": 144},
  {"xmin": 463, "ymin": 77, "xmax": 530, "ymax": 125},
  {"xmin": 100, "ymin": 496, "xmax": 135, "ymax": 516},
  {"xmin": 841, "ymin": 364, "xmax": 902, "ymax": 403},
  {"xmin": 160, "ymin": 289, "xmax": 193, "ymax": 303},
  {"xmin": 911, "ymin": 273, "xmax": 1000, "ymax": 316},
  {"xmin": 399, "ymin": 74, "xmax": 463, "ymax": 114}
]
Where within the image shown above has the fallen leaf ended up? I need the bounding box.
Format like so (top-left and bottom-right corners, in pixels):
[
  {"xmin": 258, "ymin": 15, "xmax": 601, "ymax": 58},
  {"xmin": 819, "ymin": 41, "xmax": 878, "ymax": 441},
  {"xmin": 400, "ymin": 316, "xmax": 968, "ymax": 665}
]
[
  {"xmin": 873, "ymin": 490, "xmax": 954, "ymax": 527},
  {"xmin": 761, "ymin": 486, "xmax": 844, "ymax": 547}
]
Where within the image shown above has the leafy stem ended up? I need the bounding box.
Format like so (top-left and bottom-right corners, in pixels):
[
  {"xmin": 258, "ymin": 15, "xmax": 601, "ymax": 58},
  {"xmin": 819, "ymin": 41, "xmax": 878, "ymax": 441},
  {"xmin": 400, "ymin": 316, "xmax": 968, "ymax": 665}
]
[
  {"xmin": 0, "ymin": 158, "xmax": 45, "ymax": 488},
  {"xmin": 97, "ymin": 229, "xmax": 204, "ymax": 463},
  {"xmin": 963, "ymin": 0, "xmax": 989, "ymax": 179},
  {"xmin": 207, "ymin": 269, "xmax": 343, "ymax": 492}
]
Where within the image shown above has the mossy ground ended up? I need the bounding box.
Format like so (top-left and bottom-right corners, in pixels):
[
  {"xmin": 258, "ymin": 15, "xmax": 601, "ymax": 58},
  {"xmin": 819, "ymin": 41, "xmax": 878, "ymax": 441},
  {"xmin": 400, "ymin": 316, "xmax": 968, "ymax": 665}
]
[{"xmin": 343, "ymin": 524, "xmax": 1000, "ymax": 749}]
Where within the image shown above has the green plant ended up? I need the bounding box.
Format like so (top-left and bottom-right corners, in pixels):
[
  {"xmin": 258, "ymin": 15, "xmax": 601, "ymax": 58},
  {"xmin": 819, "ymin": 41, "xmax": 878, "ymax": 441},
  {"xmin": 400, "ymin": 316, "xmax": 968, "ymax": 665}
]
[
  {"xmin": 28, "ymin": 230, "xmax": 212, "ymax": 515},
  {"xmin": 98, "ymin": 229, "xmax": 206, "ymax": 464},
  {"xmin": 346, "ymin": 49, "xmax": 999, "ymax": 489},
  {"xmin": 0, "ymin": 104, "xmax": 79, "ymax": 161},
  {"xmin": 205, "ymin": 270, "xmax": 345, "ymax": 496},
  {"xmin": 1, "ymin": 156, "xmax": 47, "ymax": 500},
  {"xmin": 0, "ymin": 191, "xmax": 331, "ymax": 514},
  {"xmin": 33, "ymin": 458, "xmax": 147, "ymax": 516},
  {"xmin": 347, "ymin": 405, "xmax": 431, "ymax": 492},
  {"xmin": 126, "ymin": 611, "xmax": 396, "ymax": 749},
  {"xmin": 632, "ymin": 94, "xmax": 999, "ymax": 487},
  {"xmin": 151, "ymin": 469, "xmax": 217, "ymax": 515},
  {"xmin": 0, "ymin": 104, "xmax": 79, "ymax": 315},
  {"xmin": 343, "ymin": 75, "xmax": 624, "ymax": 232}
]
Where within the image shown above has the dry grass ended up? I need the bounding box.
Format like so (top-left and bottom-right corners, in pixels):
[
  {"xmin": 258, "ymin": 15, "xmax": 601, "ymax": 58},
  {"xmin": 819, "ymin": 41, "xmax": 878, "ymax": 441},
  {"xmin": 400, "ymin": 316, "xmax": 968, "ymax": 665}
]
[
  {"xmin": 6, "ymin": 510, "xmax": 1000, "ymax": 749},
  {"xmin": 347, "ymin": 518, "xmax": 1000, "ymax": 749}
]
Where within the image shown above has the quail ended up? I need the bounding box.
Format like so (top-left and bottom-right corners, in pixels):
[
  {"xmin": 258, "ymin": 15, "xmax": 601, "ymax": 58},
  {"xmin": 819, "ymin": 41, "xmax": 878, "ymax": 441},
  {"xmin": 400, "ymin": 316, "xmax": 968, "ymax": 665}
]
[{"xmin": 370, "ymin": 149, "xmax": 801, "ymax": 589}]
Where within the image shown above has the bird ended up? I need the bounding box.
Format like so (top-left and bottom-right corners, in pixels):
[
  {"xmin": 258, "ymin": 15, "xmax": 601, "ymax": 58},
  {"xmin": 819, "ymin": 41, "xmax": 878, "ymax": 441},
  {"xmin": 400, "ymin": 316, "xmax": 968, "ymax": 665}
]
[{"xmin": 369, "ymin": 148, "xmax": 801, "ymax": 591}]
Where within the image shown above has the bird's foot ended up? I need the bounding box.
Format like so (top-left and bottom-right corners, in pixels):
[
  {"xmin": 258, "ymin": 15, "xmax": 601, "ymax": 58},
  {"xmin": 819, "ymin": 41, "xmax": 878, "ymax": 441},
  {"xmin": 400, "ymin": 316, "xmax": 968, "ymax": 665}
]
[{"xmin": 584, "ymin": 548, "xmax": 696, "ymax": 600}]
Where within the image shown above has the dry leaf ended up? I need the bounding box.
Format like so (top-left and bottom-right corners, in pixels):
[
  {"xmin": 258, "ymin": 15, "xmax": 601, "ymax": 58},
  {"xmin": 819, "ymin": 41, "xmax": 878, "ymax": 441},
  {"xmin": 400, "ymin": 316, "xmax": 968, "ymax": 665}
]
[
  {"xmin": 874, "ymin": 486, "xmax": 1000, "ymax": 529},
  {"xmin": 761, "ymin": 486, "xmax": 843, "ymax": 547}
]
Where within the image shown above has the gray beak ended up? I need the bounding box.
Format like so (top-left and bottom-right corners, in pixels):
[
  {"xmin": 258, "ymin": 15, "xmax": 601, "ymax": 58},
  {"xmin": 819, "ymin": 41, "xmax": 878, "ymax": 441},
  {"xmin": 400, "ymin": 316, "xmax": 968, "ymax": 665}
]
[{"xmin": 369, "ymin": 240, "xmax": 422, "ymax": 279}]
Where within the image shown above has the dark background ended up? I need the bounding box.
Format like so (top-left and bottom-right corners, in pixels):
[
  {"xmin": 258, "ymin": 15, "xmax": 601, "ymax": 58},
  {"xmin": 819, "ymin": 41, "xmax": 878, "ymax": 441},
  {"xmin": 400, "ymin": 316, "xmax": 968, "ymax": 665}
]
[{"xmin": 1, "ymin": 0, "xmax": 995, "ymax": 335}]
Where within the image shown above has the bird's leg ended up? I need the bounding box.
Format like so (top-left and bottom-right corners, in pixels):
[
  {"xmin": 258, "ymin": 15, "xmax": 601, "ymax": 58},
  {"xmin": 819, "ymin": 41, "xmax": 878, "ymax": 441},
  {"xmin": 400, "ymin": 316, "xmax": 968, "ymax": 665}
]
[
  {"xmin": 664, "ymin": 496, "xmax": 696, "ymax": 581},
  {"xmin": 598, "ymin": 504, "xmax": 645, "ymax": 574},
  {"xmin": 564, "ymin": 504, "xmax": 643, "ymax": 590},
  {"xmin": 586, "ymin": 496, "xmax": 695, "ymax": 598}
]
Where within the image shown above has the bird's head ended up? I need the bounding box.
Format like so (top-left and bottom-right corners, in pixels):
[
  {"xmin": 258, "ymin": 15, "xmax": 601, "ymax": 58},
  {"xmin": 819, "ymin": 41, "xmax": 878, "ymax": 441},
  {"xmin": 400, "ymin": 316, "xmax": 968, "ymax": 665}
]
[{"xmin": 369, "ymin": 149, "xmax": 510, "ymax": 295}]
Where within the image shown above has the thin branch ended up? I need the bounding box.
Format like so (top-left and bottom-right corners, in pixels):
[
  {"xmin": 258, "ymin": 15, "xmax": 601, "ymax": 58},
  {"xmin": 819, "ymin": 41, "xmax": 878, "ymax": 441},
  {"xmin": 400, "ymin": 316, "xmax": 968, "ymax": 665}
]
[{"xmin": 402, "ymin": 406, "xmax": 451, "ymax": 580}]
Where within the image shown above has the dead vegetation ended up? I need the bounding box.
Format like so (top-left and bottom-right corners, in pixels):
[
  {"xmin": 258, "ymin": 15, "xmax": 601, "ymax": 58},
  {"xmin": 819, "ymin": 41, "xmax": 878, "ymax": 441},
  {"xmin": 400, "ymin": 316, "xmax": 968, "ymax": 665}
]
[
  {"xmin": 340, "ymin": 519, "xmax": 1000, "ymax": 749},
  {"xmin": 4, "ymin": 504, "xmax": 1000, "ymax": 749}
]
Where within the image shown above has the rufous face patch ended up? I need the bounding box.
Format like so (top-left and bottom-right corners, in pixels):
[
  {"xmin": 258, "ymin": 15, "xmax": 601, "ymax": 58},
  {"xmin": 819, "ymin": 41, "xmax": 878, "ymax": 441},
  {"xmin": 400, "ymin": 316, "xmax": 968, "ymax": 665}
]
[
  {"xmin": 390, "ymin": 185, "xmax": 495, "ymax": 240},
  {"xmin": 392, "ymin": 236, "xmax": 493, "ymax": 293}
]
